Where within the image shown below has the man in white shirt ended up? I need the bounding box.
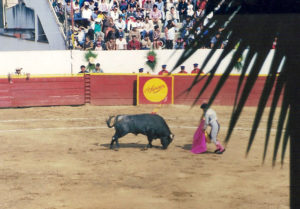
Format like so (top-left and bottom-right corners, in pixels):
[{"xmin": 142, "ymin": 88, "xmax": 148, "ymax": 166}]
[
  {"xmin": 110, "ymin": 6, "xmax": 120, "ymax": 22},
  {"xmin": 116, "ymin": 35, "xmax": 127, "ymax": 50},
  {"xmin": 81, "ymin": 2, "xmax": 93, "ymax": 20},
  {"xmin": 115, "ymin": 16, "xmax": 126, "ymax": 38}
]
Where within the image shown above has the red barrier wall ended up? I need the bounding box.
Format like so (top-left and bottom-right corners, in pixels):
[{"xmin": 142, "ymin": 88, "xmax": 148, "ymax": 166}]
[
  {"xmin": 173, "ymin": 75, "xmax": 281, "ymax": 106},
  {"xmin": 90, "ymin": 74, "xmax": 137, "ymax": 105},
  {"xmin": 0, "ymin": 76, "xmax": 85, "ymax": 108},
  {"xmin": 0, "ymin": 74, "xmax": 281, "ymax": 108}
]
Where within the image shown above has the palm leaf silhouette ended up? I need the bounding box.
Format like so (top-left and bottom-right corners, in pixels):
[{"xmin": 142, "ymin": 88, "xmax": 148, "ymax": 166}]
[{"xmin": 172, "ymin": 0, "xmax": 300, "ymax": 208}]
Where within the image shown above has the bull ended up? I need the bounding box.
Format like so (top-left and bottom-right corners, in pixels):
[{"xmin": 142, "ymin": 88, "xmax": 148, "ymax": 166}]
[{"xmin": 106, "ymin": 114, "xmax": 174, "ymax": 150}]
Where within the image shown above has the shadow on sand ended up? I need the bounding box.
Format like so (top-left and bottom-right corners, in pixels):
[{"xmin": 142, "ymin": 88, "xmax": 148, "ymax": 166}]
[
  {"xmin": 181, "ymin": 144, "xmax": 215, "ymax": 154},
  {"xmin": 98, "ymin": 143, "xmax": 163, "ymax": 150}
]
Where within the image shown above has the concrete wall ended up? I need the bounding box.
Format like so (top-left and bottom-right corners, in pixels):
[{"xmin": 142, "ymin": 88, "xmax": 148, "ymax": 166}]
[{"xmin": 0, "ymin": 49, "xmax": 277, "ymax": 75}]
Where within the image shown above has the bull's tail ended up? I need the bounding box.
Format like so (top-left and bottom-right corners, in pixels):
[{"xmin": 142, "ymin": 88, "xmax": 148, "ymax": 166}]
[{"xmin": 106, "ymin": 116, "xmax": 116, "ymax": 128}]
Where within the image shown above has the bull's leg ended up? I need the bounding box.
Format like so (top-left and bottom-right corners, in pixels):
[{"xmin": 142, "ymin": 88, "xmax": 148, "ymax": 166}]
[
  {"xmin": 147, "ymin": 136, "xmax": 153, "ymax": 148},
  {"xmin": 110, "ymin": 136, "xmax": 116, "ymax": 149},
  {"xmin": 110, "ymin": 133, "xmax": 120, "ymax": 149},
  {"xmin": 160, "ymin": 137, "xmax": 169, "ymax": 149}
]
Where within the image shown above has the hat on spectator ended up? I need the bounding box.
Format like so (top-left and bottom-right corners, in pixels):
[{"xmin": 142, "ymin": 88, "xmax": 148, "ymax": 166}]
[
  {"xmin": 181, "ymin": 66, "xmax": 185, "ymax": 69},
  {"xmin": 193, "ymin": 63, "xmax": 198, "ymax": 67},
  {"xmin": 139, "ymin": 68, "xmax": 144, "ymax": 73},
  {"xmin": 162, "ymin": 65, "xmax": 167, "ymax": 68},
  {"xmin": 84, "ymin": 1, "xmax": 90, "ymax": 5},
  {"xmin": 95, "ymin": 18, "xmax": 101, "ymax": 23}
]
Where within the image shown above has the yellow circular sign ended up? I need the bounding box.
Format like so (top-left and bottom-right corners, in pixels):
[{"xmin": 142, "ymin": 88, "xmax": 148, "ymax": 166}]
[{"xmin": 143, "ymin": 78, "xmax": 168, "ymax": 102}]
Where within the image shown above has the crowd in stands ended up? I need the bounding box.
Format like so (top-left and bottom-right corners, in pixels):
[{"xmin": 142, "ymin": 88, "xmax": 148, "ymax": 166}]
[{"xmin": 52, "ymin": 0, "xmax": 229, "ymax": 50}]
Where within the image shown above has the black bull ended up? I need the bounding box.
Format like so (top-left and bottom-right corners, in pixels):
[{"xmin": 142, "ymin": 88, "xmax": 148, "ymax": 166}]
[{"xmin": 106, "ymin": 114, "xmax": 174, "ymax": 149}]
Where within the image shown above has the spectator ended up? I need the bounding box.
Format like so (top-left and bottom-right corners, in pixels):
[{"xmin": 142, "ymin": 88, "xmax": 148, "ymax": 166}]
[
  {"xmin": 153, "ymin": 25, "xmax": 161, "ymax": 49},
  {"xmin": 106, "ymin": 38, "xmax": 117, "ymax": 50},
  {"xmin": 73, "ymin": 1, "xmax": 81, "ymax": 18},
  {"xmin": 178, "ymin": 65, "xmax": 188, "ymax": 73},
  {"xmin": 94, "ymin": 18, "xmax": 104, "ymax": 39},
  {"xmin": 54, "ymin": 3, "xmax": 65, "ymax": 23},
  {"xmin": 139, "ymin": 68, "xmax": 144, "ymax": 73},
  {"xmin": 150, "ymin": 5, "xmax": 162, "ymax": 29},
  {"xmin": 144, "ymin": 0, "xmax": 154, "ymax": 16},
  {"xmin": 115, "ymin": 16, "xmax": 126, "ymax": 38},
  {"xmin": 128, "ymin": 0, "xmax": 138, "ymax": 10},
  {"xmin": 191, "ymin": 63, "xmax": 203, "ymax": 74},
  {"xmin": 110, "ymin": 6, "xmax": 120, "ymax": 22},
  {"xmin": 135, "ymin": 18, "xmax": 145, "ymax": 34},
  {"xmin": 166, "ymin": 0, "xmax": 175, "ymax": 12},
  {"xmin": 98, "ymin": 0, "xmax": 109, "ymax": 13},
  {"xmin": 83, "ymin": 36, "xmax": 94, "ymax": 50},
  {"xmin": 158, "ymin": 65, "xmax": 169, "ymax": 75},
  {"xmin": 187, "ymin": 0, "xmax": 194, "ymax": 17},
  {"xmin": 119, "ymin": 0, "xmax": 128, "ymax": 11},
  {"xmin": 155, "ymin": 0, "xmax": 164, "ymax": 13},
  {"xmin": 177, "ymin": 0, "xmax": 187, "ymax": 22},
  {"xmin": 116, "ymin": 35, "xmax": 127, "ymax": 49},
  {"xmin": 165, "ymin": 7, "xmax": 179, "ymax": 25},
  {"xmin": 77, "ymin": 26, "xmax": 86, "ymax": 46},
  {"xmin": 165, "ymin": 20, "xmax": 176, "ymax": 49},
  {"xmin": 129, "ymin": 25, "xmax": 141, "ymax": 41},
  {"xmin": 142, "ymin": 16, "xmax": 154, "ymax": 40},
  {"xmin": 78, "ymin": 65, "xmax": 89, "ymax": 73},
  {"xmin": 93, "ymin": 63, "xmax": 104, "ymax": 73},
  {"xmin": 82, "ymin": 2, "xmax": 93, "ymax": 21},
  {"xmin": 95, "ymin": 36, "xmax": 106, "ymax": 50},
  {"xmin": 211, "ymin": 33, "xmax": 221, "ymax": 48},
  {"xmin": 141, "ymin": 35, "xmax": 152, "ymax": 49},
  {"xmin": 128, "ymin": 35, "xmax": 141, "ymax": 50}
]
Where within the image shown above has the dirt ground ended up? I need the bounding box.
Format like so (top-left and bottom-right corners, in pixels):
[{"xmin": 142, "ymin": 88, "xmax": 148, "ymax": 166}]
[{"xmin": 0, "ymin": 105, "xmax": 289, "ymax": 209}]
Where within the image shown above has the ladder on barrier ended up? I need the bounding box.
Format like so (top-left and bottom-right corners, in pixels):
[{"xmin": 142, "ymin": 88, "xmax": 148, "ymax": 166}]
[{"xmin": 84, "ymin": 74, "xmax": 91, "ymax": 104}]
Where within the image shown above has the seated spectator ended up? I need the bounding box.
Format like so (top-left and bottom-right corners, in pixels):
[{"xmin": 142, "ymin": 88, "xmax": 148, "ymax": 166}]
[
  {"xmin": 73, "ymin": 1, "xmax": 81, "ymax": 18},
  {"xmin": 178, "ymin": 65, "xmax": 187, "ymax": 73},
  {"xmin": 81, "ymin": 2, "xmax": 93, "ymax": 21},
  {"xmin": 153, "ymin": 25, "xmax": 161, "ymax": 49},
  {"xmin": 191, "ymin": 63, "xmax": 203, "ymax": 74},
  {"xmin": 78, "ymin": 65, "xmax": 89, "ymax": 73},
  {"xmin": 158, "ymin": 65, "xmax": 169, "ymax": 75},
  {"xmin": 143, "ymin": 0, "xmax": 154, "ymax": 16},
  {"xmin": 93, "ymin": 63, "xmax": 104, "ymax": 73},
  {"xmin": 116, "ymin": 35, "xmax": 127, "ymax": 49},
  {"xmin": 110, "ymin": 0, "xmax": 120, "ymax": 10},
  {"xmin": 115, "ymin": 16, "xmax": 126, "ymax": 38},
  {"xmin": 155, "ymin": 0, "xmax": 164, "ymax": 13},
  {"xmin": 128, "ymin": 0, "xmax": 138, "ymax": 10},
  {"xmin": 187, "ymin": 0, "xmax": 194, "ymax": 17},
  {"xmin": 77, "ymin": 26, "xmax": 86, "ymax": 46},
  {"xmin": 180, "ymin": 15, "xmax": 193, "ymax": 39},
  {"xmin": 141, "ymin": 36, "xmax": 152, "ymax": 49},
  {"xmin": 129, "ymin": 25, "xmax": 141, "ymax": 41},
  {"xmin": 127, "ymin": 35, "xmax": 141, "ymax": 50},
  {"xmin": 119, "ymin": 0, "xmax": 128, "ymax": 11},
  {"xmin": 150, "ymin": 5, "xmax": 162, "ymax": 29},
  {"xmin": 140, "ymin": 17, "xmax": 152, "ymax": 41},
  {"xmin": 165, "ymin": 7, "xmax": 179, "ymax": 26},
  {"xmin": 103, "ymin": 17, "xmax": 117, "ymax": 41},
  {"xmin": 83, "ymin": 36, "xmax": 94, "ymax": 50},
  {"xmin": 95, "ymin": 36, "xmax": 106, "ymax": 50},
  {"xmin": 98, "ymin": 0, "xmax": 109, "ymax": 13},
  {"xmin": 175, "ymin": 37, "xmax": 185, "ymax": 49},
  {"xmin": 119, "ymin": 9, "xmax": 127, "ymax": 21},
  {"xmin": 94, "ymin": 18, "xmax": 104, "ymax": 39},
  {"xmin": 166, "ymin": 0, "xmax": 175, "ymax": 12},
  {"xmin": 135, "ymin": 8, "xmax": 144, "ymax": 19},
  {"xmin": 135, "ymin": 17, "xmax": 145, "ymax": 34},
  {"xmin": 106, "ymin": 38, "xmax": 117, "ymax": 50},
  {"xmin": 210, "ymin": 33, "xmax": 220, "ymax": 48},
  {"xmin": 126, "ymin": 7, "xmax": 137, "ymax": 31},
  {"xmin": 110, "ymin": 6, "xmax": 120, "ymax": 22}
]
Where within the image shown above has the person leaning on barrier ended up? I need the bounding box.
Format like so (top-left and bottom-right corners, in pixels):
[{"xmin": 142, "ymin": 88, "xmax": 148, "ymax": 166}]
[{"xmin": 78, "ymin": 65, "xmax": 89, "ymax": 74}]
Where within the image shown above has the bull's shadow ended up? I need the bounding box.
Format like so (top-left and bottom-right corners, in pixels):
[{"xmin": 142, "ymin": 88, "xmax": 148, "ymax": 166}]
[{"xmin": 100, "ymin": 143, "xmax": 162, "ymax": 150}]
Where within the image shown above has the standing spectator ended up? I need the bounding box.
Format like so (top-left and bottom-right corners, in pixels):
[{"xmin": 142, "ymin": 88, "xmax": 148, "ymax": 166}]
[
  {"xmin": 128, "ymin": 35, "xmax": 141, "ymax": 50},
  {"xmin": 153, "ymin": 25, "xmax": 161, "ymax": 49},
  {"xmin": 150, "ymin": 5, "xmax": 162, "ymax": 29},
  {"xmin": 54, "ymin": 3, "xmax": 65, "ymax": 23},
  {"xmin": 178, "ymin": 65, "xmax": 187, "ymax": 73},
  {"xmin": 116, "ymin": 35, "xmax": 127, "ymax": 49},
  {"xmin": 177, "ymin": 0, "xmax": 187, "ymax": 22},
  {"xmin": 83, "ymin": 36, "xmax": 94, "ymax": 50},
  {"xmin": 165, "ymin": 20, "xmax": 176, "ymax": 49},
  {"xmin": 191, "ymin": 63, "xmax": 203, "ymax": 74},
  {"xmin": 78, "ymin": 65, "xmax": 89, "ymax": 73},
  {"xmin": 93, "ymin": 63, "xmax": 104, "ymax": 73},
  {"xmin": 115, "ymin": 16, "xmax": 126, "ymax": 38},
  {"xmin": 158, "ymin": 65, "xmax": 169, "ymax": 75},
  {"xmin": 141, "ymin": 36, "xmax": 152, "ymax": 49}
]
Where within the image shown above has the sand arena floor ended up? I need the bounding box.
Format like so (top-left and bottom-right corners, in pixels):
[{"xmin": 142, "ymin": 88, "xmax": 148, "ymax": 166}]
[{"xmin": 0, "ymin": 105, "xmax": 289, "ymax": 209}]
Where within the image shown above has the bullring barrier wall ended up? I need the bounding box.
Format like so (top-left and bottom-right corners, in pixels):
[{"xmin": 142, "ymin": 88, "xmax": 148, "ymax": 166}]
[{"xmin": 0, "ymin": 74, "xmax": 281, "ymax": 108}]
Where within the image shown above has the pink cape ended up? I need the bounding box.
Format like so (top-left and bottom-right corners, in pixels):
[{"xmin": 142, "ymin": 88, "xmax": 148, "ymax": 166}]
[{"xmin": 191, "ymin": 119, "xmax": 207, "ymax": 154}]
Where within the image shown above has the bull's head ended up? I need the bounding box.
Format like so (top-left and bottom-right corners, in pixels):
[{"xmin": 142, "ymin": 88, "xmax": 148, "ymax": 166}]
[{"xmin": 161, "ymin": 133, "xmax": 174, "ymax": 149}]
